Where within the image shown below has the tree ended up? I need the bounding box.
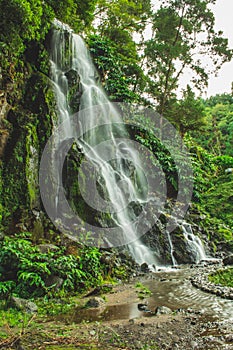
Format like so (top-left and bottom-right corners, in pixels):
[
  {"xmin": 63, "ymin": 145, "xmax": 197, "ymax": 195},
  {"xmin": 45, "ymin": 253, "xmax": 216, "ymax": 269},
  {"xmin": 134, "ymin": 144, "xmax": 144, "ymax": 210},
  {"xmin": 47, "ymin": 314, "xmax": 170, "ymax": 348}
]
[
  {"xmin": 88, "ymin": 35, "xmax": 141, "ymax": 102},
  {"xmin": 144, "ymin": 0, "xmax": 233, "ymax": 115},
  {"xmin": 88, "ymin": 0, "xmax": 152, "ymax": 102},
  {"xmin": 204, "ymin": 93, "xmax": 233, "ymax": 107},
  {"xmin": 193, "ymin": 94, "xmax": 233, "ymax": 156},
  {"xmin": 94, "ymin": 0, "xmax": 152, "ymax": 35},
  {"xmin": 168, "ymin": 86, "xmax": 206, "ymax": 138},
  {"xmin": 46, "ymin": 0, "xmax": 98, "ymax": 29}
]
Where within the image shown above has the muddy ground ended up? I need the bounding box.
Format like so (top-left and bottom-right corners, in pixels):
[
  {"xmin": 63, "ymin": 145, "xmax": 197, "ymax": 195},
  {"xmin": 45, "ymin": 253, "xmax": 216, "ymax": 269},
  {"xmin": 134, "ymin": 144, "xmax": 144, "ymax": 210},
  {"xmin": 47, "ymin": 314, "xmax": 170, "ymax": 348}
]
[{"xmin": 1, "ymin": 279, "xmax": 232, "ymax": 350}]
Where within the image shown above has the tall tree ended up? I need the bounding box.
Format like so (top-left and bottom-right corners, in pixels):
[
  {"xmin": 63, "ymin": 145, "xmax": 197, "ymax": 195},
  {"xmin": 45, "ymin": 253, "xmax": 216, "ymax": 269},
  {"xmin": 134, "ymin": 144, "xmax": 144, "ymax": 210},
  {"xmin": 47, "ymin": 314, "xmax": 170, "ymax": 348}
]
[
  {"xmin": 144, "ymin": 0, "xmax": 233, "ymax": 115},
  {"xmin": 89, "ymin": 0, "xmax": 152, "ymax": 102},
  {"xmin": 168, "ymin": 86, "xmax": 206, "ymax": 138},
  {"xmin": 95, "ymin": 0, "xmax": 152, "ymax": 36}
]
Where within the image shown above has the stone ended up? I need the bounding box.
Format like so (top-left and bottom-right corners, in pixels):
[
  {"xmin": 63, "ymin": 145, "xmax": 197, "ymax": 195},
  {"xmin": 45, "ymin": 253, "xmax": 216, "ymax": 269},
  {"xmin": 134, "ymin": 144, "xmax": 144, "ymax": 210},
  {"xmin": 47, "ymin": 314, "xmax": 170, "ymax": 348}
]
[
  {"xmin": 140, "ymin": 262, "xmax": 149, "ymax": 273},
  {"xmin": 223, "ymin": 255, "xmax": 233, "ymax": 266},
  {"xmin": 225, "ymin": 168, "xmax": 233, "ymax": 173},
  {"xmin": 190, "ymin": 340, "xmax": 198, "ymax": 349},
  {"xmin": 85, "ymin": 297, "xmax": 105, "ymax": 308},
  {"xmin": 155, "ymin": 306, "xmax": 173, "ymax": 315},
  {"xmin": 138, "ymin": 303, "xmax": 148, "ymax": 311},
  {"xmin": 10, "ymin": 297, "xmax": 38, "ymax": 313},
  {"xmin": 44, "ymin": 275, "xmax": 64, "ymax": 290},
  {"xmin": 37, "ymin": 244, "xmax": 59, "ymax": 254},
  {"xmin": 225, "ymin": 334, "xmax": 233, "ymax": 342}
]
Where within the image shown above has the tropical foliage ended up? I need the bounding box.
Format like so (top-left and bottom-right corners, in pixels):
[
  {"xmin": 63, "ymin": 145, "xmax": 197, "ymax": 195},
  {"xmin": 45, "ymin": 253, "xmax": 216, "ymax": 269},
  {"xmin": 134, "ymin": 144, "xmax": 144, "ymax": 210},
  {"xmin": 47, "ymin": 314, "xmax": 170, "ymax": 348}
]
[{"xmin": 0, "ymin": 0, "xmax": 232, "ymax": 302}]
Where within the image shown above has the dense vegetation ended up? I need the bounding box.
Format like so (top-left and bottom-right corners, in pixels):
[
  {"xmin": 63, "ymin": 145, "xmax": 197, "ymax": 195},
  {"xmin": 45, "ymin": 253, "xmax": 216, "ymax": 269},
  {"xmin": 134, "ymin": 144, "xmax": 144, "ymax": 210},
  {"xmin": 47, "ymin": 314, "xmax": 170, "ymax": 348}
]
[
  {"xmin": 209, "ymin": 268, "xmax": 233, "ymax": 287},
  {"xmin": 0, "ymin": 0, "xmax": 232, "ymax": 302}
]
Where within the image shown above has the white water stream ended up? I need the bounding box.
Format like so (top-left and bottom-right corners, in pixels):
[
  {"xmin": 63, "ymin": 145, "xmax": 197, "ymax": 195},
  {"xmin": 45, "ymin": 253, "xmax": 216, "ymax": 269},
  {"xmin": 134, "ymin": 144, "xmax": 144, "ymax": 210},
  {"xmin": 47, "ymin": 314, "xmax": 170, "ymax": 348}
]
[
  {"xmin": 49, "ymin": 20, "xmax": 208, "ymax": 269},
  {"xmin": 50, "ymin": 20, "xmax": 157, "ymax": 267}
]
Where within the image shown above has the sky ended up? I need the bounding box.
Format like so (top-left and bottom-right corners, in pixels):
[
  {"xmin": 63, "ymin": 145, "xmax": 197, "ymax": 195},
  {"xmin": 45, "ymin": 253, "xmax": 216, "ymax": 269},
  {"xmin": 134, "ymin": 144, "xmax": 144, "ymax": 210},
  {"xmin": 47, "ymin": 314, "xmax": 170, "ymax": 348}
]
[{"xmin": 207, "ymin": 0, "xmax": 233, "ymax": 97}]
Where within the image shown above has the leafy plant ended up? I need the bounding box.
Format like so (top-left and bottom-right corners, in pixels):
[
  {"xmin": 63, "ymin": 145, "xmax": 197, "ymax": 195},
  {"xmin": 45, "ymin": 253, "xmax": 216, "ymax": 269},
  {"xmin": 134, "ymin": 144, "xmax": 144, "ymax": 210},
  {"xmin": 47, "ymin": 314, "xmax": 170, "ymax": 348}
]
[
  {"xmin": 209, "ymin": 268, "xmax": 233, "ymax": 288},
  {"xmin": 135, "ymin": 282, "xmax": 152, "ymax": 299},
  {"xmin": 0, "ymin": 233, "xmax": 104, "ymax": 299}
]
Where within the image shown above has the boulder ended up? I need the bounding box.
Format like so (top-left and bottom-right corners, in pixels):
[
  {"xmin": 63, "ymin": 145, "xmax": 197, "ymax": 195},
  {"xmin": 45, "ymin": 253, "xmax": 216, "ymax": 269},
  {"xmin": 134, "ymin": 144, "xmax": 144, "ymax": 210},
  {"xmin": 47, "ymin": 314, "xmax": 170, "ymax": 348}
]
[
  {"xmin": 138, "ymin": 303, "xmax": 148, "ymax": 311},
  {"xmin": 223, "ymin": 255, "xmax": 233, "ymax": 266},
  {"xmin": 10, "ymin": 297, "xmax": 38, "ymax": 313},
  {"xmin": 140, "ymin": 263, "xmax": 149, "ymax": 273},
  {"xmin": 37, "ymin": 244, "xmax": 59, "ymax": 254},
  {"xmin": 85, "ymin": 297, "xmax": 105, "ymax": 308},
  {"xmin": 44, "ymin": 275, "xmax": 64, "ymax": 290},
  {"xmin": 155, "ymin": 306, "xmax": 173, "ymax": 315}
]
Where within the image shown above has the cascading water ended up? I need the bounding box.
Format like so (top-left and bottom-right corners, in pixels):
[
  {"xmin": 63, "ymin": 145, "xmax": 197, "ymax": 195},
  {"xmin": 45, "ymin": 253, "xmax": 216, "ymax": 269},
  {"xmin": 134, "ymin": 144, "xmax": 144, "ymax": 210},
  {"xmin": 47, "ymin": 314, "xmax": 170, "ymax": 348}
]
[
  {"xmin": 167, "ymin": 231, "xmax": 177, "ymax": 266},
  {"xmin": 181, "ymin": 223, "xmax": 207, "ymax": 263},
  {"xmin": 49, "ymin": 20, "xmax": 158, "ymax": 268},
  {"xmin": 48, "ymin": 20, "xmax": 209, "ymax": 269}
]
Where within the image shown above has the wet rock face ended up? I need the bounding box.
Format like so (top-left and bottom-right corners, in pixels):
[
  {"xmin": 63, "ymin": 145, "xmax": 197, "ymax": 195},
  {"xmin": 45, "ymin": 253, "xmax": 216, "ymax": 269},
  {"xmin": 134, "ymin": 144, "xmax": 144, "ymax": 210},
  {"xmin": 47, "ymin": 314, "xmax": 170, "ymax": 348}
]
[
  {"xmin": 172, "ymin": 231, "xmax": 197, "ymax": 264},
  {"xmin": 65, "ymin": 69, "xmax": 81, "ymax": 114},
  {"xmin": 140, "ymin": 263, "xmax": 149, "ymax": 273},
  {"xmin": 141, "ymin": 219, "xmax": 199, "ymax": 265},
  {"xmin": 141, "ymin": 224, "xmax": 172, "ymax": 265}
]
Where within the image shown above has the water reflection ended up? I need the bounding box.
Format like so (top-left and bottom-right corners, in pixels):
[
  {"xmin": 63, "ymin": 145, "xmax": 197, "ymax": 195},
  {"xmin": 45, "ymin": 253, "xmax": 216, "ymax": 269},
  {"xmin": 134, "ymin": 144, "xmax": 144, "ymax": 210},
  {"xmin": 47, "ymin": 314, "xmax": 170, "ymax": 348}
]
[{"xmin": 54, "ymin": 267, "xmax": 233, "ymax": 324}]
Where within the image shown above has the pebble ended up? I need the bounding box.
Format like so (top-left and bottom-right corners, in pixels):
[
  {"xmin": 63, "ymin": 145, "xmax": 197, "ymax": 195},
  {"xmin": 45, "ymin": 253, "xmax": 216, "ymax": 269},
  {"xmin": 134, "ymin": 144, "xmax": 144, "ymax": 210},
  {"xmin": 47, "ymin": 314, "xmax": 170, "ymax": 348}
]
[{"xmin": 190, "ymin": 340, "xmax": 198, "ymax": 348}]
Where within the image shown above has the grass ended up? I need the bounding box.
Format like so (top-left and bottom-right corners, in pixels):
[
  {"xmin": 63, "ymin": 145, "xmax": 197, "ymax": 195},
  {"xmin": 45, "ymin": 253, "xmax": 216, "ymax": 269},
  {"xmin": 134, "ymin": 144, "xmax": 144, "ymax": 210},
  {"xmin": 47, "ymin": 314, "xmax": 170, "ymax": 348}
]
[
  {"xmin": 135, "ymin": 282, "xmax": 152, "ymax": 299},
  {"xmin": 209, "ymin": 268, "xmax": 233, "ymax": 287}
]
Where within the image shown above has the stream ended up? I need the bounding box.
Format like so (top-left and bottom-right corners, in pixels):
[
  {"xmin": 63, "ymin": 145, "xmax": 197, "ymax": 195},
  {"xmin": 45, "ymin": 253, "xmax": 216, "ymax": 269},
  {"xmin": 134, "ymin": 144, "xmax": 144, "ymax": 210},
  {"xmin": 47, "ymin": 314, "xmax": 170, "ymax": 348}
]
[{"xmin": 54, "ymin": 266, "xmax": 233, "ymax": 324}]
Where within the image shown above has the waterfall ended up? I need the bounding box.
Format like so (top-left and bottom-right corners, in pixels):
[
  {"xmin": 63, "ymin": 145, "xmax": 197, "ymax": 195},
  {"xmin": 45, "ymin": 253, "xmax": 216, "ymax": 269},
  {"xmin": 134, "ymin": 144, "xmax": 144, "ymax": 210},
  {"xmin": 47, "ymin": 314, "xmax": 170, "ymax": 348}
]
[
  {"xmin": 46, "ymin": 20, "xmax": 209, "ymax": 270},
  {"xmin": 181, "ymin": 223, "xmax": 207, "ymax": 263},
  {"xmin": 49, "ymin": 20, "xmax": 158, "ymax": 268}
]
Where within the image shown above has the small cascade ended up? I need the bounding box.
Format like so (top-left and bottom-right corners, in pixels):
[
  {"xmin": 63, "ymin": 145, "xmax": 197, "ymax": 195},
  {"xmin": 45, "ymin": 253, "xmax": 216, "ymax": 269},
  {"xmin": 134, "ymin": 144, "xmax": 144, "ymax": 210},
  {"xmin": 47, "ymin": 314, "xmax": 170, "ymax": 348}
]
[
  {"xmin": 181, "ymin": 223, "xmax": 207, "ymax": 263},
  {"xmin": 128, "ymin": 241, "xmax": 158, "ymax": 270},
  {"xmin": 167, "ymin": 231, "xmax": 177, "ymax": 266},
  {"xmin": 49, "ymin": 20, "xmax": 159, "ymax": 267}
]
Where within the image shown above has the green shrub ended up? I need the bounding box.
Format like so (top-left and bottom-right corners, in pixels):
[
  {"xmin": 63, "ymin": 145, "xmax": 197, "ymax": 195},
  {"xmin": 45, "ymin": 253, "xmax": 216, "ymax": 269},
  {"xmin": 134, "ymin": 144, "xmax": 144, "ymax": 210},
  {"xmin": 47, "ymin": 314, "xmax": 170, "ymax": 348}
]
[
  {"xmin": 209, "ymin": 268, "xmax": 233, "ymax": 287},
  {"xmin": 0, "ymin": 233, "xmax": 104, "ymax": 299}
]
